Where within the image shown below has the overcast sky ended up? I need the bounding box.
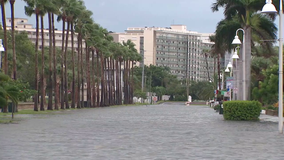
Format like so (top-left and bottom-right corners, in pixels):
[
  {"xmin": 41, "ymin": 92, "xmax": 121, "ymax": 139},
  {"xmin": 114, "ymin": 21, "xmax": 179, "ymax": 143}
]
[{"xmin": 3, "ymin": 0, "xmax": 225, "ymax": 33}]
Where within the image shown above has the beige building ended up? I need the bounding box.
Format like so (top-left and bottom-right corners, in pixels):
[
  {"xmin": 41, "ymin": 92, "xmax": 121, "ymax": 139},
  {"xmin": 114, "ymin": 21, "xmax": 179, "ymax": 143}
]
[
  {"xmin": 111, "ymin": 25, "xmax": 215, "ymax": 81},
  {"xmin": 6, "ymin": 18, "xmax": 81, "ymax": 49}
]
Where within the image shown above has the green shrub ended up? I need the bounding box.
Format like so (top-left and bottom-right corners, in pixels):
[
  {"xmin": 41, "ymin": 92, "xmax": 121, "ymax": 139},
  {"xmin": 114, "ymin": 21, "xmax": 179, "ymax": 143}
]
[
  {"xmin": 267, "ymin": 105, "xmax": 277, "ymax": 110},
  {"xmin": 223, "ymin": 101, "xmax": 261, "ymax": 121}
]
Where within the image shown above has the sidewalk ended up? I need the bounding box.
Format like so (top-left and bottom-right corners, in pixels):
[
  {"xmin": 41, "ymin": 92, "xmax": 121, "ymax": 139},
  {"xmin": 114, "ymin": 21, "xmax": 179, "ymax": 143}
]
[{"xmin": 259, "ymin": 113, "xmax": 279, "ymax": 123}]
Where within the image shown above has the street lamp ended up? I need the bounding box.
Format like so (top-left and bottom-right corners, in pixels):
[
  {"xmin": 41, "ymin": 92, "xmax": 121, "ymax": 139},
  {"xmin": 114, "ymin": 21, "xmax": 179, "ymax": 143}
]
[
  {"xmin": 0, "ymin": 39, "xmax": 5, "ymax": 70},
  {"xmin": 262, "ymin": 0, "xmax": 283, "ymax": 134},
  {"xmin": 225, "ymin": 65, "xmax": 232, "ymax": 101},
  {"xmin": 232, "ymin": 49, "xmax": 239, "ymax": 59},
  {"xmin": 232, "ymin": 28, "xmax": 246, "ymax": 101},
  {"xmin": 232, "ymin": 48, "xmax": 239, "ymax": 100},
  {"xmin": 227, "ymin": 61, "xmax": 233, "ymax": 68}
]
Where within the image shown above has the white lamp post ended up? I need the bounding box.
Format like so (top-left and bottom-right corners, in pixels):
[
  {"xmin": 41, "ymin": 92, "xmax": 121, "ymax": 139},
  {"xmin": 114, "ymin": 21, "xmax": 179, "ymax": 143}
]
[
  {"xmin": 0, "ymin": 39, "xmax": 5, "ymax": 70},
  {"xmin": 262, "ymin": 0, "xmax": 283, "ymax": 134},
  {"xmin": 232, "ymin": 48, "xmax": 239, "ymax": 100},
  {"xmin": 232, "ymin": 28, "xmax": 246, "ymax": 101},
  {"xmin": 226, "ymin": 61, "xmax": 233, "ymax": 101}
]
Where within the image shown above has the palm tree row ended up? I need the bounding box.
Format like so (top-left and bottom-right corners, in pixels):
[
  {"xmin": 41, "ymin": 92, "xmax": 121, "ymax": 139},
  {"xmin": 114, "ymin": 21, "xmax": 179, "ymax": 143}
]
[
  {"xmin": 211, "ymin": 0, "xmax": 277, "ymax": 100},
  {"xmin": 1, "ymin": 0, "xmax": 141, "ymax": 111}
]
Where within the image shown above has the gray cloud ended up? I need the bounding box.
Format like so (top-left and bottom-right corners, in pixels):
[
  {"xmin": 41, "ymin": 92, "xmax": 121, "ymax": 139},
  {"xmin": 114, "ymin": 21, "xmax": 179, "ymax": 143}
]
[{"xmin": 3, "ymin": 0, "xmax": 224, "ymax": 33}]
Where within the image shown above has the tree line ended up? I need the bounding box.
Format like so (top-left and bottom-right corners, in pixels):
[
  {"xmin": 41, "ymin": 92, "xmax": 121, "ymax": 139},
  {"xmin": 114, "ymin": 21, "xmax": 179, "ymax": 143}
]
[{"xmin": 0, "ymin": 0, "xmax": 141, "ymax": 112}]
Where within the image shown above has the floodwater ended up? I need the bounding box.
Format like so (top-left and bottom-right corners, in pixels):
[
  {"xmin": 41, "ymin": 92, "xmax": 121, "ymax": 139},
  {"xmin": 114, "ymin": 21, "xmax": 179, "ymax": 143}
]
[{"xmin": 0, "ymin": 102, "xmax": 284, "ymax": 160}]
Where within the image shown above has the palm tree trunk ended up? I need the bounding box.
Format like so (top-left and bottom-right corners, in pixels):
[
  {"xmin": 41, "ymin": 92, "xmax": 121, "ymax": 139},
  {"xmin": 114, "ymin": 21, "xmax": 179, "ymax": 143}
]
[
  {"xmin": 245, "ymin": 26, "xmax": 252, "ymax": 100},
  {"xmin": 100, "ymin": 54, "xmax": 105, "ymax": 106},
  {"xmin": 86, "ymin": 45, "xmax": 91, "ymax": 108},
  {"xmin": 0, "ymin": 1, "xmax": 8, "ymax": 74},
  {"xmin": 80, "ymin": 36, "xmax": 84, "ymax": 107},
  {"xmin": 52, "ymin": 13, "xmax": 59, "ymax": 110},
  {"xmin": 131, "ymin": 61, "xmax": 134, "ymax": 104},
  {"xmin": 47, "ymin": 12, "xmax": 53, "ymax": 110},
  {"xmin": 91, "ymin": 49, "xmax": 96, "ymax": 107},
  {"xmin": 10, "ymin": 0, "xmax": 16, "ymax": 79},
  {"xmin": 115, "ymin": 60, "xmax": 119, "ymax": 105},
  {"xmin": 64, "ymin": 21, "xmax": 70, "ymax": 109},
  {"xmin": 71, "ymin": 21, "xmax": 75, "ymax": 108},
  {"xmin": 76, "ymin": 33, "xmax": 81, "ymax": 108},
  {"xmin": 33, "ymin": 12, "xmax": 39, "ymax": 111},
  {"xmin": 217, "ymin": 54, "xmax": 221, "ymax": 91},
  {"xmin": 111, "ymin": 59, "xmax": 115, "ymax": 105},
  {"xmin": 106, "ymin": 58, "xmax": 110, "ymax": 106},
  {"xmin": 60, "ymin": 18, "xmax": 66, "ymax": 110},
  {"xmin": 119, "ymin": 60, "xmax": 122, "ymax": 105},
  {"xmin": 96, "ymin": 51, "xmax": 100, "ymax": 107},
  {"xmin": 40, "ymin": 16, "xmax": 45, "ymax": 111}
]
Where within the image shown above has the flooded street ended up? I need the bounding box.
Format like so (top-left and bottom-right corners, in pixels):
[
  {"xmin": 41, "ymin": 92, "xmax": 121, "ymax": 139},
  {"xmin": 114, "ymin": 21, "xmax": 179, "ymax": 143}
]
[{"xmin": 1, "ymin": 102, "xmax": 284, "ymax": 160}]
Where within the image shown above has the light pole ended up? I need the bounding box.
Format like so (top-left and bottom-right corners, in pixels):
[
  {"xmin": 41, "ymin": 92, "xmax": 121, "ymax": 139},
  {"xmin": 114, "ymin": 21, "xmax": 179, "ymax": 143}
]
[
  {"xmin": 232, "ymin": 48, "xmax": 239, "ymax": 100},
  {"xmin": 0, "ymin": 39, "xmax": 4, "ymax": 70},
  {"xmin": 232, "ymin": 28, "xmax": 246, "ymax": 101},
  {"xmin": 262, "ymin": 0, "xmax": 283, "ymax": 133},
  {"xmin": 225, "ymin": 65, "xmax": 232, "ymax": 101},
  {"xmin": 225, "ymin": 49, "xmax": 239, "ymax": 101}
]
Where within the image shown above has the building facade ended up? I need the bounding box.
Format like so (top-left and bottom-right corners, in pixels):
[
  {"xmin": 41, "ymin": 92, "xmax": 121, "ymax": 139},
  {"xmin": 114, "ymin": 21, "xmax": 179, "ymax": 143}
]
[
  {"xmin": 6, "ymin": 18, "xmax": 82, "ymax": 49},
  {"xmin": 111, "ymin": 25, "xmax": 216, "ymax": 81}
]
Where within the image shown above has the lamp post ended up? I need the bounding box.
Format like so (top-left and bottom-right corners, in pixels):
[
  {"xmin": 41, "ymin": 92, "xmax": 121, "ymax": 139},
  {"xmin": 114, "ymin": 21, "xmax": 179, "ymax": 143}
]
[
  {"xmin": 232, "ymin": 48, "xmax": 239, "ymax": 100},
  {"xmin": 0, "ymin": 39, "xmax": 4, "ymax": 70},
  {"xmin": 225, "ymin": 49, "xmax": 239, "ymax": 101},
  {"xmin": 262, "ymin": 0, "xmax": 283, "ymax": 134},
  {"xmin": 225, "ymin": 61, "xmax": 233, "ymax": 101},
  {"xmin": 232, "ymin": 28, "xmax": 246, "ymax": 101}
]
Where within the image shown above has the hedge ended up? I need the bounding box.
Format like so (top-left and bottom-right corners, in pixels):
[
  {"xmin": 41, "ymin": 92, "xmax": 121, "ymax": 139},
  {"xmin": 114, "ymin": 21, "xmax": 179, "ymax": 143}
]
[{"xmin": 223, "ymin": 101, "xmax": 261, "ymax": 120}]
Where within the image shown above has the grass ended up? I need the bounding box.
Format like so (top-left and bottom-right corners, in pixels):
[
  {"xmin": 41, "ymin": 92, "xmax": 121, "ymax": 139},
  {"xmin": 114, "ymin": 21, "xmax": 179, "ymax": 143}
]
[{"xmin": 0, "ymin": 108, "xmax": 78, "ymax": 124}]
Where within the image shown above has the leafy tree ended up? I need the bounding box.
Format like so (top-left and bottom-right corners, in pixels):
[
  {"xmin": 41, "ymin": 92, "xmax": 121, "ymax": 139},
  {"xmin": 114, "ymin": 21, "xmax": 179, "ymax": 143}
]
[
  {"xmin": 252, "ymin": 64, "xmax": 278, "ymax": 105},
  {"xmin": 212, "ymin": 0, "xmax": 277, "ymax": 100},
  {"xmin": 0, "ymin": 73, "xmax": 19, "ymax": 113}
]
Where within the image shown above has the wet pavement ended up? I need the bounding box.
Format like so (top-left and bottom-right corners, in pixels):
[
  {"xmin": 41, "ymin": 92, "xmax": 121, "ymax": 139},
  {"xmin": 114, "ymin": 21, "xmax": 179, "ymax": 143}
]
[{"xmin": 1, "ymin": 102, "xmax": 284, "ymax": 160}]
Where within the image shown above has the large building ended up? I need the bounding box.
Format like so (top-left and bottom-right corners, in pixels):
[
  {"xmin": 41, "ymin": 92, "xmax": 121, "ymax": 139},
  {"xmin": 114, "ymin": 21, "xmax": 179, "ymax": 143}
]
[
  {"xmin": 111, "ymin": 25, "xmax": 215, "ymax": 81},
  {"xmin": 6, "ymin": 18, "xmax": 81, "ymax": 49}
]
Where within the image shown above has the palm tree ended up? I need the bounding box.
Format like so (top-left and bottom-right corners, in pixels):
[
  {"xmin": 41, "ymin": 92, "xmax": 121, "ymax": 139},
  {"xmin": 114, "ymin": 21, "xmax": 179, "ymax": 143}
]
[
  {"xmin": 212, "ymin": 0, "xmax": 277, "ymax": 100},
  {"xmin": 24, "ymin": 0, "xmax": 44, "ymax": 111},
  {"xmin": 0, "ymin": 73, "xmax": 19, "ymax": 113},
  {"xmin": 202, "ymin": 46, "xmax": 212, "ymax": 81},
  {"xmin": 0, "ymin": 0, "xmax": 8, "ymax": 74},
  {"xmin": 45, "ymin": 1, "xmax": 57, "ymax": 110},
  {"xmin": 9, "ymin": 0, "xmax": 16, "ymax": 79},
  {"xmin": 52, "ymin": 13, "xmax": 59, "ymax": 110},
  {"xmin": 57, "ymin": 0, "xmax": 68, "ymax": 109},
  {"xmin": 65, "ymin": 0, "xmax": 84, "ymax": 108},
  {"xmin": 74, "ymin": 8, "xmax": 91, "ymax": 108},
  {"xmin": 40, "ymin": 14, "xmax": 46, "ymax": 111}
]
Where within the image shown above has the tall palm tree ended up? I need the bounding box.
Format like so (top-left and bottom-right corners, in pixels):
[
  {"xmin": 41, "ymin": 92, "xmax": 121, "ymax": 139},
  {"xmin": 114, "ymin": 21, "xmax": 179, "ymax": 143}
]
[
  {"xmin": 202, "ymin": 46, "xmax": 212, "ymax": 81},
  {"xmin": 65, "ymin": 0, "xmax": 84, "ymax": 108},
  {"xmin": 74, "ymin": 8, "xmax": 93, "ymax": 108},
  {"xmin": 0, "ymin": 0, "xmax": 8, "ymax": 74},
  {"xmin": 52, "ymin": 13, "xmax": 59, "ymax": 110},
  {"xmin": 212, "ymin": 0, "xmax": 277, "ymax": 100},
  {"xmin": 45, "ymin": 1, "xmax": 56, "ymax": 110},
  {"xmin": 24, "ymin": 0, "xmax": 44, "ymax": 111},
  {"xmin": 57, "ymin": 0, "xmax": 68, "ymax": 109},
  {"xmin": 9, "ymin": 0, "xmax": 16, "ymax": 79},
  {"xmin": 40, "ymin": 14, "xmax": 46, "ymax": 111}
]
